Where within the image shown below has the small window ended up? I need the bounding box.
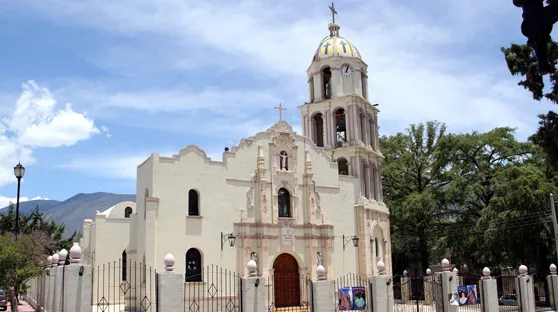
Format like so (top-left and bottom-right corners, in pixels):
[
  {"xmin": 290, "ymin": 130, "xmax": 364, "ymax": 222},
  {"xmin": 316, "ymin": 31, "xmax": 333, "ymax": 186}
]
[
  {"xmin": 337, "ymin": 158, "xmax": 349, "ymax": 175},
  {"xmin": 278, "ymin": 188, "xmax": 291, "ymax": 218},
  {"xmin": 188, "ymin": 189, "xmax": 199, "ymax": 216},
  {"xmin": 124, "ymin": 207, "xmax": 133, "ymax": 218},
  {"xmin": 186, "ymin": 248, "xmax": 202, "ymax": 282}
]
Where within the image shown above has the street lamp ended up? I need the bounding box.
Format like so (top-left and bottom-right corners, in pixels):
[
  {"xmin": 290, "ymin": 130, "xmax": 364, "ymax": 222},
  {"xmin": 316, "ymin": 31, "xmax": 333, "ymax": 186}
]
[
  {"xmin": 13, "ymin": 163, "xmax": 25, "ymax": 239},
  {"xmin": 221, "ymin": 232, "xmax": 237, "ymax": 250},
  {"xmin": 342, "ymin": 235, "xmax": 359, "ymax": 251}
]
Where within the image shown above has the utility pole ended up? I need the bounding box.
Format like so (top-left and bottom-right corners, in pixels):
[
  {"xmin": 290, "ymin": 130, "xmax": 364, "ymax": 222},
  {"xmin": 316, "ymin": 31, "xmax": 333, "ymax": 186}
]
[{"xmin": 551, "ymin": 193, "xmax": 558, "ymax": 261}]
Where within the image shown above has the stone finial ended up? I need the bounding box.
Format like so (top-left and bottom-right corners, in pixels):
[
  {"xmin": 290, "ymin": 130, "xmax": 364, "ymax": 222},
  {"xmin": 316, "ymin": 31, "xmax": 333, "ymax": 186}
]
[
  {"xmin": 164, "ymin": 254, "xmax": 175, "ymax": 272},
  {"xmin": 551, "ymin": 264, "xmax": 557, "ymax": 275},
  {"xmin": 426, "ymin": 268, "xmax": 432, "ymax": 275},
  {"xmin": 69, "ymin": 242, "xmax": 82, "ymax": 265},
  {"xmin": 45, "ymin": 256, "xmax": 53, "ymax": 268},
  {"xmin": 247, "ymin": 259, "xmax": 257, "ymax": 277},
  {"xmin": 258, "ymin": 144, "xmax": 264, "ymax": 158},
  {"xmin": 58, "ymin": 249, "xmax": 68, "ymax": 265},
  {"xmin": 519, "ymin": 265, "xmax": 528, "ymax": 276},
  {"xmin": 453, "ymin": 268, "xmax": 459, "ymax": 274},
  {"xmin": 316, "ymin": 265, "xmax": 326, "ymax": 280},
  {"xmin": 482, "ymin": 267, "xmax": 491, "ymax": 279},
  {"xmin": 441, "ymin": 258, "xmax": 450, "ymax": 271},
  {"xmin": 305, "ymin": 150, "xmax": 312, "ymax": 174},
  {"xmin": 51, "ymin": 252, "xmax": 59, "ymax": 267},
  {"xmin": 403, "ymin": 270, "xmax": 408, "ymax": 276},
  {"xmin": 377, "ymin": 261, "xmax": 386, "ymax": 275}
]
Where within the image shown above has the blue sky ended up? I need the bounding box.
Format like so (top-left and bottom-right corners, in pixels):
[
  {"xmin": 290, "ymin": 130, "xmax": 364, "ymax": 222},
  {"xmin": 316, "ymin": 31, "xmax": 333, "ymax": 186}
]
[{"xmin": 0, "ymin": 0, "xmax": 555, "ymax": 206}]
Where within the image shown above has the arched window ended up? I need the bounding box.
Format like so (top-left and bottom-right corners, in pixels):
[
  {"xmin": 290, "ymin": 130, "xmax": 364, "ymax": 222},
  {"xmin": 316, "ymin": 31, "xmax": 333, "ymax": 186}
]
[
  {"xmin": 322, "ymin": 67, "xmax": 332, "ymax": 100},
  {"xmin": 144, "ymin": 189, "xmax": 149, "ymax": 220},
  {"xmin": 369, "ymin": 118, "xmax": 375, "ymax": 148},
  {"xmin": 337, "ymin": 158, "xmax": 349, "ymax": 175},
  {"xmin": 334, "ymin": 108, "xmax": 347, "ymax": 146},
  {"xmin": 122, "ymin": 250, "xmax": 127, "ymax": 281},
  {"xmin": 185, "ymin": 248, "xmax": 202, "ymax": 282},
  {"xmin": 124, "ymin": 207, "xmax": 133, "ymax": 218},
  {"xmin": 278, "ymin": 188, "xmax": 291, "ymax": 218},
  {"xmin": 360, "ymin": 111, "xmax": 366, "ymax": 142},
  {"xmin": 188, "ymin": 189, "xmax": 199, "ymax": 216},
  {"xmin": 279, "ymin": 151, "xmax": 289, "ymax": 171},
  {"xmin": 312, "ymin": 113, "xmax": 324, "ymax": 147}
]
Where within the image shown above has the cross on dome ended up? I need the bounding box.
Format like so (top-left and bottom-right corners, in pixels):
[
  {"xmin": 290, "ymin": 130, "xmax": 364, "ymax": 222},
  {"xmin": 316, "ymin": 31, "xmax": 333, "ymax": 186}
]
[{"xmin": 329, "ymin": 1, "xmax": 338, "ymax": 24}]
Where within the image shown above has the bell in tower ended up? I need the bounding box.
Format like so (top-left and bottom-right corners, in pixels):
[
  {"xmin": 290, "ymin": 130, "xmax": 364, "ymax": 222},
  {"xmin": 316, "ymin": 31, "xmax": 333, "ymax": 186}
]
[{"xmin": 298, "ymin": 2, "xmax": 383, "ymax": 203}]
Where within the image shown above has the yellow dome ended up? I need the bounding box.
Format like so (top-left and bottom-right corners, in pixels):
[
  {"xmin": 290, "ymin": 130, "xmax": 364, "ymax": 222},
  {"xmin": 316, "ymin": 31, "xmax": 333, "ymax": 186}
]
[{"xmin": 313, "ymin": 24, "xmax": 362, "ymax": 61}]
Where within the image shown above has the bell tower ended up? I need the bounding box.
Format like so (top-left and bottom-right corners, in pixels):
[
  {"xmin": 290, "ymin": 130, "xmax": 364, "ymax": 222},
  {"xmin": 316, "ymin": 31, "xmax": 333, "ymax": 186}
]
[{"xmin": 298, "ymin": 2, "xmax": 383, "ymax": 202}]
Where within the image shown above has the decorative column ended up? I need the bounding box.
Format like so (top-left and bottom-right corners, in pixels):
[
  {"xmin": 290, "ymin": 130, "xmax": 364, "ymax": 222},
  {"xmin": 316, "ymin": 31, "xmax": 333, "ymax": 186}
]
[
  {"xmin": 54, "ymin": 249, "xmax": 68, "ymax": 312},
  {"xmin": 242, "ymin": 260, "xmax": 265, "ymax": 312},
  {"xmin": 370, "ymin": 261, "xmax": 394, "ymax": 312},
  {"xmin": 440, "ymin": 258, "xmax": 457, "ymax": 312},
  {"xmin": 479, "ymin": 267, "xmax": 498, "ymax": 312},
  {"xmin": 313, "ymin": 265, "xmax": 335, "ymax": 312},
  {"xmin": 548, "ymin": 264, "xmax": 558, "ymax": 310},
  {"xmin": 157, "ymin": 254, "xmax": 184, "ymax": 312},
  {"xmin": 63, "ymin": 242, "xmax": 93, "ymax": 312},
  {"xmin": 516, "ymin": 265, "xmax": 535, "ymax": 312}
]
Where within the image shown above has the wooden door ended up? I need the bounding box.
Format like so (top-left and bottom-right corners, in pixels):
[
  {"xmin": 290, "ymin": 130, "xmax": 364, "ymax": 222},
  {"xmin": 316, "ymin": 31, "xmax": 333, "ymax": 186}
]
[{"xmin": 273, "ymin": 253, "xmax": 300, "ymax": 307}]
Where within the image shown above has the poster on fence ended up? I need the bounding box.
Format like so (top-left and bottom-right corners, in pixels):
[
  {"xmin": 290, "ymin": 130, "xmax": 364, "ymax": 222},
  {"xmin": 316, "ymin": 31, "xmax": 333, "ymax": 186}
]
[
  {"xmin": 337, "ymin": 287, "xmax": 367, "ymax": 311},
  {"xmin": 456, "ymin": 285, "xmax": 479, "ymax": 305}
]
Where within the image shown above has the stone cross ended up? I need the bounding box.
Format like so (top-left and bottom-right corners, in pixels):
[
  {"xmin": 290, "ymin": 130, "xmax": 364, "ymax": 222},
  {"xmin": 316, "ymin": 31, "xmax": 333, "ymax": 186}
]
[{"xmin": 274, "ymin": 103, "xmax": 287, "ymax": 120}]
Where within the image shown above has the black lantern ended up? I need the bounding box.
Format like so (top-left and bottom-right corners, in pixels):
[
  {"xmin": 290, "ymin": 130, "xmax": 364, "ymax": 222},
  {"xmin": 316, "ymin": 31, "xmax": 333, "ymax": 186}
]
[{"xmin": 221, "ymin": 232, "xmax": 237, "ymax": 250}]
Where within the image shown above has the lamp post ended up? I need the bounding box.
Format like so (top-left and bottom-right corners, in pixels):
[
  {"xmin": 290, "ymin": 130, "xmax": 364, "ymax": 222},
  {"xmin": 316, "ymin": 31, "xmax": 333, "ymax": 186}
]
[{"xmin": 13, "ymin": 163, "xmax": 25, "ymax": 240}]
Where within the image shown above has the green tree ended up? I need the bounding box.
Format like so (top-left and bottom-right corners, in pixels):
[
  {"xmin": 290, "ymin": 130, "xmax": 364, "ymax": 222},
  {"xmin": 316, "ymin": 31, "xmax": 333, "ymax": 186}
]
[
  {"xmin": 440, "ymin": 128, "xmax": 534, "ymax": 269},
  {"xmin": 501, "ymin": 41, "xmax": 558, "ymax": 169},
  {"xmin": 0, "ymin": 205, "xmax": 75, "ymax": 253},
  {"xmin": 479, "ymin": 164, "xmax": 557, "ymax": 270},
  {"xmin": 0, "ymin": 232, "xmax": 48, "ymax": 312},
  {"xmin": 381, "ymin": 121, "xmax": 452, "ymax": 273}
]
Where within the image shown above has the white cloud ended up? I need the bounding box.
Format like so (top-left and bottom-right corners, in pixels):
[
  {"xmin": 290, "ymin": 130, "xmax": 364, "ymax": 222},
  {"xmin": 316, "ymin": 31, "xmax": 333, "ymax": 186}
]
[
  {"xmin": 18, "ymin": 0, "xmax": 552, "ymax": 141},
  {"xmin": 0, "ymin": 195, "xmax": 49, "ymax": 209},
  {"xmin": 0, "ymin": 81, "xmax": 101, "ymax": 186}
]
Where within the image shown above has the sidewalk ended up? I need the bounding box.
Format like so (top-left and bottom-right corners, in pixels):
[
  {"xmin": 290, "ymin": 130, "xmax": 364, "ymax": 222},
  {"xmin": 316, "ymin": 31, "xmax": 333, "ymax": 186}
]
[{"xmin": 10, "ymin": 301, "xmax": 36, "ymax": 312}]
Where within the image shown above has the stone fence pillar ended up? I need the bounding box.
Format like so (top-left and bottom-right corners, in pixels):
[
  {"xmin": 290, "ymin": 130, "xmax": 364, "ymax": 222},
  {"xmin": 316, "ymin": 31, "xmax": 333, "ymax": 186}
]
[
  {"xmin": 440, "ymin": 258, "xmax": 457, "ymax": 312},
  {"xmin": 370, "ymin": 261, "xmax": 394, "ymax": 312},
  {"xmin": 313, "ymin": 264, "xmax": 334, "ymax": 312},
  {"xmin": 547, "ymin": 264, "xmax": 558, "ymax": 310},
  {"xmin": 53, "ymin": 249, "xmax": 68, "ymax": 312},
  {"xmin": 516, "ymin": 265, "xmax": 535, "ymax": 312},
  {"xmin": 479, "ymin": 267, "xmax": 498, "ymax": 312},
  {"xmin": 62, "ymin": 242, "xmax": 92, "ymax": 312},
  {"xmin": 241, "ymin": 260, "xmax": 265, "ymax": 312},
  {"xmin": 157, "ymin": 254, "xmax": 184, "ymax": 312},
  {"xmin": 401, "ymin": 270, "xmax": 410, "ymax": 304},
  {"xmin": 45, "ymin": 255, "xmax": 55, "ymax": 312}
]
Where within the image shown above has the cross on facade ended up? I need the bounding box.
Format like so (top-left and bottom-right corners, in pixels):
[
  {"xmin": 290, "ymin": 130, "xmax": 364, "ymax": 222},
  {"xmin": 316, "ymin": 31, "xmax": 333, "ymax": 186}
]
[
  {"xmin": 329, "ymin": 1, "xmax": 338, "ymax": 24},
  {"xmin": 274, "ymin": 103, "xmax": 287, "ymax": 120}
]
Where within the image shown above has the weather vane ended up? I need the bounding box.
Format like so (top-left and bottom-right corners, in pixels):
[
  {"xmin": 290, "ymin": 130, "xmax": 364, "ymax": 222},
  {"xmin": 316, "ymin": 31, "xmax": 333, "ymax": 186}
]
[{"xmin": 329, "ymin": 1, "xmax": 338, "ymax": 24}]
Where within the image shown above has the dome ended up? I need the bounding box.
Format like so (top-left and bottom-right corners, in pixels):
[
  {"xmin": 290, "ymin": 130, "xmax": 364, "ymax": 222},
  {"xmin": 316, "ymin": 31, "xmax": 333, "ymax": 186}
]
[{"xmin": 312, "ymin": 24, "xmax": 362, "ymax": 61}]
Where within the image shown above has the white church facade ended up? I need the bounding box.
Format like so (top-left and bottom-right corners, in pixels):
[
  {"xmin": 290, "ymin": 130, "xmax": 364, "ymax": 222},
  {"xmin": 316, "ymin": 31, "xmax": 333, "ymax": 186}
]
[{"xmin": 81, "ymin": 9, "xmax": 392, "ymax": 308}]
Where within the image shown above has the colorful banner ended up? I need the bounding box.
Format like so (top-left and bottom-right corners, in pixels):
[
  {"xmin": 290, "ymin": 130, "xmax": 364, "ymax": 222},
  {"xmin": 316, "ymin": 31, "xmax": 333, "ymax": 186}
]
[
  {"xmin": 457, "ymin": 285, "xmax": 479, "ymax": 305},
  {"xmin": 337, "ymin": 286, "xmax": 367, "ymax": 311}
]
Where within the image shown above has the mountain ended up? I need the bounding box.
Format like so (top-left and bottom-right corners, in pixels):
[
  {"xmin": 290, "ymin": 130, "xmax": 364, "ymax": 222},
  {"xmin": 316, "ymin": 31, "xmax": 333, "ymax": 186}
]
[{"xmin": 1, "ymin": 192, "xmax": 135, "ymax": 237}]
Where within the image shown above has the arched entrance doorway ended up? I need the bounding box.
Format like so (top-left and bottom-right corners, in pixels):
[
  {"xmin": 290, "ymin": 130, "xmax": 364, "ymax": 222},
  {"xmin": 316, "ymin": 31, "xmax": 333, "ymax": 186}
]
[{"xmin": 273, "ymin": 253, "xmax": 301, "ymax": 307}]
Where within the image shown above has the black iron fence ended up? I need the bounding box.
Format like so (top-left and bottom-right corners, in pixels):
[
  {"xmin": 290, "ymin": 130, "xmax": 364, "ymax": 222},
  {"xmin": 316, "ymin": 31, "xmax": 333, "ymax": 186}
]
[
  {"xmin": 392, "ymin": 274, "xmax": 439, "ymax": 312},
  {"xmin": 93, "ymin": 259, "xmax": 157, "ymax": 312},
  {"xmin": 184, "ymin": 264, "xmax": 242, "ymax": 312},
  {"xmin": 333, "ymin": 273, "xmax": 369, "ymax": 311},
  {"xmin": 266, "ymin": 272, "xmax": 312, "ymax": 311}
]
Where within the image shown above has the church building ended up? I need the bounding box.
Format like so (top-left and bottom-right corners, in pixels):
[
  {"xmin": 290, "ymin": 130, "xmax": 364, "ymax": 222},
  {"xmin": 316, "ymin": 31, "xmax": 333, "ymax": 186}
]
[{"xmin": 80, "ymin": 5, "xmax": 392, "ymax": 308}]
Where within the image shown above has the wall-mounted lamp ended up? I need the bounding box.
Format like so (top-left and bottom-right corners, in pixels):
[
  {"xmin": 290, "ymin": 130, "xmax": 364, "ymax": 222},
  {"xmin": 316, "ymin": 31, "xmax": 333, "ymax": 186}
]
[
  {"xmin": 342, "ymin": 235, "xmax": 359, "ymax": 251},
  {"xmin": 221, "ymin": 232, "xmax": 237, "ymax": 250}
]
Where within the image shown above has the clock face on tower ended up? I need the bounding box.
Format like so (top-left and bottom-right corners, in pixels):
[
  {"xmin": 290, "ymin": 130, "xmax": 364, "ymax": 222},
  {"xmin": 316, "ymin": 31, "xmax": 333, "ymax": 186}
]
[{"xmin": 340, "ymin": 64, "xmax": 354, "ymax": 78}]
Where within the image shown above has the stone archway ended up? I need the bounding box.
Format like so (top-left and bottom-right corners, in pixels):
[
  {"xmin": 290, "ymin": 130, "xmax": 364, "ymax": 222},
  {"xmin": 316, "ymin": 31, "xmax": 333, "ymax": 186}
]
[{"xmin": 273, "ymin": 253, "xmax": 300, "ymax": 307}]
